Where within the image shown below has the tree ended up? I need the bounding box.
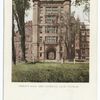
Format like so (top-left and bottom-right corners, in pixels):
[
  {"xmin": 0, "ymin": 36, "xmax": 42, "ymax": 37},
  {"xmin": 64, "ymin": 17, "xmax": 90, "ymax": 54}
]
[
  {"xmin": 55, "ymin": 10, "xmax": 71, "ymax": 61},
  {"xmin": 61, "ymin": 12, "xmax": 71, "ymax": 60},
  {"xmin": 12, "ymin": 3, "xmax": 16, "ymax": 64},
  {"xmin": 56, "ymin": 9, "xmax": 82, "ymax": 61},
  {"xmin": 75, "ymin": 0, "xmax": 90, "ymax": 22},
  {"xmin": 13, "ymin": 0, "xmax": 30, "ymax": 62},
  {"xmin": 70, "ymin": 16, "xmax": 77, "ymax": 59}
]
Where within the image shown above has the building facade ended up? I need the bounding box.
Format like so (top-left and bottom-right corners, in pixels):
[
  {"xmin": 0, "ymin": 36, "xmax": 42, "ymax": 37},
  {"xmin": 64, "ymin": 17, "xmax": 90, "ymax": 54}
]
[
  {"xmin": 75, "ymin": 22, "xmax": 89, "ymax": 61},
  {"xmin": 80, "ymin": 24, "xmax": 89, "ymax": 60},
  {"xmin": 14, "ymin": 0, "xmax": 89, "ymax": 63},
  {"xmin": 32, "ymin": 0, "xmax": 71, "ymax": 62}
]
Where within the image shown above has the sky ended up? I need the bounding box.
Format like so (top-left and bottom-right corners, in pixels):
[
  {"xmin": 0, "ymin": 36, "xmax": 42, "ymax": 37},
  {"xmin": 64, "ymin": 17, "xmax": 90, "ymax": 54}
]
[{"xmin": 25, "ymin": 0, "xmax": 89, "ymax": 24}]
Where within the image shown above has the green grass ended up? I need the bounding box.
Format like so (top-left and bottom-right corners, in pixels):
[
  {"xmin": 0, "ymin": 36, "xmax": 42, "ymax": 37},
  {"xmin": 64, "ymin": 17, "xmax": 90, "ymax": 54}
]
[{"xmin": 12, "ymin": 62, "xmax": 89, "ymax": 82}]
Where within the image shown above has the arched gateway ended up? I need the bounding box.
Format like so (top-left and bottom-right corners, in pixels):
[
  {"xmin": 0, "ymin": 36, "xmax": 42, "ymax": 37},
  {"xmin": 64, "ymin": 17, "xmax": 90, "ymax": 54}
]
[{"xmin": 46, "ymin": 47, "xmax": 56, "ymax": 60}]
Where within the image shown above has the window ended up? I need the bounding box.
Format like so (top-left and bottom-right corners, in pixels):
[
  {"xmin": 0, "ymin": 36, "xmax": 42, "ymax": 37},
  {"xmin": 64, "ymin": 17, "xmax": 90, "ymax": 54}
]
[
  {"xmin": 40, "ymin": 53, "xmax": 42, "ymax": 57},
  {"xmin": 45, "ymin": 36, "xmax": 57, "ymax": 44},
  {"xmin": 85, "ymin": 49, "xmax": 89, "ymax": 56},
  {"xmin": 45, "ymin": 15, "xmax": 57, "ymax": 24},
  {"xmin": 40, "ymin": 47, "xmax": 42, "ymax": 50},
  {"xmin": 45, "ymin": 26, "xmax": 57, "ymax": 33},
  {"xmin": 86, "ymin": 37, "xmax": 89, "ymax": 41},
  {"xmin": 81, "ymin": 37, "xmax": 85, "ymax": 41},
  {"xmin": 86, "ymin": 43, "xmax": 89, "ymax": 48},
  {"xmin": 82, "ymin": 44, "xmax": 85, "ymax": 48},
  {"xmin": 40, "ymin": 16, "xmax": 43, "ymax": 23},
  {"xmin": 86, "ymin": 31, "xmax": 89, "ymax": 35},
  {"xmin": 61, "ymin": 6, "xmax": 63, "ymax": 8},
  {"xmin": 81, "ymin": 32, "xmax": 85, "ymax": 36},
  {"xmin": 40, "ymin": 6, "xmax": 43, "ymax": 9},
  {"xmin": 61, "ymin": 6, "xmax": 63, "ymax": 12},
  {"xmin": 82, "ymin": 49, "xmax": 85, "ymax": 54},
  {"xmin": 39, "ymin": 26, "xmax": 42, "ymax": 33},
  {"xmin": 39, "ymin": 37, "xmax": 42, "ymax": 42},
  {"xmin": 40, "ymin": 16, "xmax": 43, "ymax": 19},
  {"xmin": 45, "ymin": 7, "xmax": 58, "ymax": 14},
  {"xmin": 40, "ymin": 7, "xmax": 43, "ymax": 14}
]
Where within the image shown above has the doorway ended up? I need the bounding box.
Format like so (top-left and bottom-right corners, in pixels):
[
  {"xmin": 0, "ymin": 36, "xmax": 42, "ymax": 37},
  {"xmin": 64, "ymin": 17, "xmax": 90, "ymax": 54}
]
[{"xmin": 46, "ymin": 48, "xmax": 56, "ymax": 60}]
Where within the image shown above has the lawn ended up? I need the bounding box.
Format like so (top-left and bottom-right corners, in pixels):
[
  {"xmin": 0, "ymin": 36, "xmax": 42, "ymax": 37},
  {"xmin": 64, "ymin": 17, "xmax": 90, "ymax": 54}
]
[{"xmin": 12, "ymin": 62, "xmax": 89, "ymax": 82}]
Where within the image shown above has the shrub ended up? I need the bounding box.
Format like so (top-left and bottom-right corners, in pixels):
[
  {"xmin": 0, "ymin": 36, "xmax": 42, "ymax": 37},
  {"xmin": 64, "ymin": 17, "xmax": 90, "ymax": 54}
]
[{"xmin": 12, "ymin": 63, "xmax": 89, "ymax": 82}]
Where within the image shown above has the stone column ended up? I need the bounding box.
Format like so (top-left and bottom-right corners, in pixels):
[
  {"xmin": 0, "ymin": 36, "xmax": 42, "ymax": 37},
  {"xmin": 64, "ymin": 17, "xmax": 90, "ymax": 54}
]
[{"xmin": 32, "ymin": 0, "xmax": 39, "ymax": 62}]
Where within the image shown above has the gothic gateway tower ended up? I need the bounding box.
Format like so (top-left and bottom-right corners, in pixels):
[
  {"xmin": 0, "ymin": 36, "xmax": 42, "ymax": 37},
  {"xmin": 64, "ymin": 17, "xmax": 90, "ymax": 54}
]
[{"xmin": 32, "ymin": 0, "xmax": 71, "ymax": 62}]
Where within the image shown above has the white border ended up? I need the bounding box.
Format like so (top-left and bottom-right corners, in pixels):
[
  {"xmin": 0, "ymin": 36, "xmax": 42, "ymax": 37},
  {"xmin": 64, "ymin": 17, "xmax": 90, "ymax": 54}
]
[
  {"xmin": 3, "ymin": 0, "xmax": 98, "ymax": 100},
  {"xmin": 1, "ymin": 0, "xmax": 100, "ymax": 100},
  {"xmin": 97, "ymin": 0, "xmax": 100, "ymax": 100},
  {"xmin": 0, "ymin": 0, "xmax": 3, "ymax": 100}
]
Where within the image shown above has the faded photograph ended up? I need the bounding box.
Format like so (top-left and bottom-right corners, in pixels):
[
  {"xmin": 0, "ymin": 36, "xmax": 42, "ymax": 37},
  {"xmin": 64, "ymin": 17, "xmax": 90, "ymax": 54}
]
[{"xmin": 12, "ymin": 0, "xmax": 90, "ymax": 82}]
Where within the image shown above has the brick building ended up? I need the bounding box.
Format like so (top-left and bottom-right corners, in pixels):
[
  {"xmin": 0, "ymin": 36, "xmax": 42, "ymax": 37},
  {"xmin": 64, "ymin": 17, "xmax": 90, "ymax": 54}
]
[
  {"xmin": 14, "ymin": 21, "xmax": 33, "ymax": 62},
  {"xmin": 80, "ymin": 23, "xmax": 89, "ymax": 60},
  {"xmin": 75, "ymin": 21, "xmax": 89, "ymax": 61}
]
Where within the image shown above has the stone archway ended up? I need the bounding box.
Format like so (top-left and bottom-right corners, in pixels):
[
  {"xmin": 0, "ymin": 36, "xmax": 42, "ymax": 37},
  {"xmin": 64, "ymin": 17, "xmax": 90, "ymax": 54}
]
[{"xmin": 46, "ymin": 47, "xmax": 56, "ymax": 60}]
